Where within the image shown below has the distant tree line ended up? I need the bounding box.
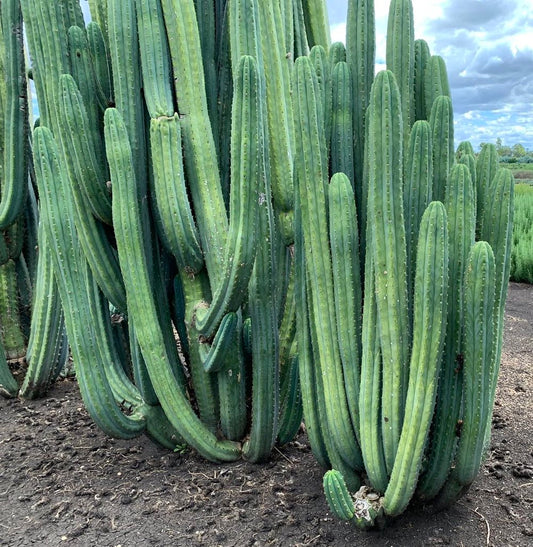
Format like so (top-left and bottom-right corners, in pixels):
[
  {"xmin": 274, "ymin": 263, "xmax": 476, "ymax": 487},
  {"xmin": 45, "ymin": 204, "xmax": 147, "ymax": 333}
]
[{"xmin": 480, "ymin": 138, "xmax": 533, "ymax": 163}]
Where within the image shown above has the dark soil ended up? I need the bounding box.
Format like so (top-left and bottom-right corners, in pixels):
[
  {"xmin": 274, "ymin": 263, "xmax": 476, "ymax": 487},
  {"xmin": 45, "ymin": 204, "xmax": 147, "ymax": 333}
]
[{"xmin": 1, "ymin": 283, "xmax": 532, "ymax": 547}]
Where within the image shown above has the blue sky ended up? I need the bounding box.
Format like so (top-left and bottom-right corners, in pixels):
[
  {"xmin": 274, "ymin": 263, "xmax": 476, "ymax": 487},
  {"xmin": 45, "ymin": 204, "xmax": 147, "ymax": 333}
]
[
  {"xmin": 327, "ymin": 0, "xmax": 533, "ymax": 151},
  {"xmin": 76, "ymin": 1, "xmax": 532, "ymax": 150}
]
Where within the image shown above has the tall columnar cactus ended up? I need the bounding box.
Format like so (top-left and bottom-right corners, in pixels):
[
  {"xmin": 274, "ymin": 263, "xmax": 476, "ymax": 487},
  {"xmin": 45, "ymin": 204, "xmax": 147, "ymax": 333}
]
[
  {"xmin": 292, "ymin": 0, "xmax": 513, "ymax": 530},
  {"xmin": 18, "ymin": 0, "xmax": 318, "ymax": 464}
]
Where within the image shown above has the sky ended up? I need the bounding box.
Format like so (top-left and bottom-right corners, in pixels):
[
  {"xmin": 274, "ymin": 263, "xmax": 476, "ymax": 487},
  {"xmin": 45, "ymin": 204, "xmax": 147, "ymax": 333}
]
[
  {"xmin": 76, "ymin": 0, "xmax": 532, "ymax": 150},
  {"xmin": 327, "ymin": 0, "xmax": 533, "ymax": 151}
]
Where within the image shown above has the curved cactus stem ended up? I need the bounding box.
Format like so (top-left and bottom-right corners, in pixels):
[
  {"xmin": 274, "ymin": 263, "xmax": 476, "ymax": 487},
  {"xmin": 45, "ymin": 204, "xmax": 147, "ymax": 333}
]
[
  {"xmin": 57, "ymin": 74, "xmax": 126, "ymax": 311},
  {"xmin": 417, "ymin": 164, "xmax": 475, "ymax": 500},
  {"xmin": 20, "ymin": 227, "xmax": 66, "ymax": 399},
  {"xmin": 457, "ymin": 152, "xmax": 477, "ymax": 211},
  {"xmin": 367, "ymin": 70, "xmax": 409, "ymax": 474},
  {"xmin": 359, "ymin": 231, "xmax": 388, "ymax": 493},
  {"xmin": 149, "ymin": 115, "xmax": 204, "ymax": 274},
  {"xmin": 0, "ymin": 0, "xmax": 28, "ymax": 230},
  {"xmin": 215, "ymin": 312, "xmax": 248, "ymax": 442},
  {"xmin": 160, "ymin": 0, "xmax": 228, "ymax": 284},
  {"xmin": 105, "ymin": 108, "xmax": 240, "ymax": 461},
  {"xmin": 383, "ymin": 201, "xmax": 448, "ymax": 517},
  {"xmin": 323, "ymin": 469, "xmax": 355, "ymax": 521},
  {"xmin": 34, "ymin": 126, "xmax": 145, "ymax": 438},
  {"xmin": 195, "ymin": 55, "xmax": 262, "ymax": 337},
  {"xmin": 67, "ymin": 24, "xmax": 108, "ymax": 177},
  {"xmin": 86, "ymin": 21, "xmax": 113, "ymax": 111},
  {"xmin": 436, "ymin": 242, "xmax": 496, "ymax": 506},
  {"xmin": 293, "ymin": 55, "xmax": 362, "ymax": 471},
  {"xmin": 294, "ymin": 190, "xmax": 330, "ymax": 469},
  {"xmin": 480, "ymin": 169, "xmax": 514, "ymax": 449},
  {"xmin": 328, "ymin": 173, "xmax": 362, "ymax": 435}
]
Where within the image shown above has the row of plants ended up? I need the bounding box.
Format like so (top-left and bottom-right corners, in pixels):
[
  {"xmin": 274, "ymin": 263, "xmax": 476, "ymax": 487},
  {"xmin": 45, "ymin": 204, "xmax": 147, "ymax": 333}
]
[
  {"xmin": 0, "ymin": 0, "xmax": 514, "ymax": 530},
  {"xmin": 511, "ymin": 184, "xmax": 533, "ymax": 284}
]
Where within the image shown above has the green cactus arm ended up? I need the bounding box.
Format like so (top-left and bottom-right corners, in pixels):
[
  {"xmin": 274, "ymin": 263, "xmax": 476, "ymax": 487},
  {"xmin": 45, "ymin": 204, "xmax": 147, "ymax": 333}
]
[
  {"xmin": 104, "ymin": 108, "xmax": 240, "ymax": 461},
  {"xmin": 330, "ymin": 63, "xmax": 355, "ymax": 188},
  {"xmin": 480, "ymin": 168, "xmax": 514, "ymax": 446},
  {"xmin": 86, "ymin": 22, "xmax": 113, "ymax": 110},
  {"xmin": 67, "ymin": 25, "xmax": 108, "ymax": 174},
  {"xmin": 257, "ymin": 1, "xmax": 294, "ymax": 215},
  {"xmin": 135, "ymin": 0, "xmax": 174, "ymax": 118},
  {"xmin": 292, "ymin": 0, "xmax": 310, "ymax": 58},
  {"xmin": 424, "ymin": 55, "xmax": 451, "ymax": 116},
  {"xmin": 294, "ymin": 187, "xmax": 330, "ymax": 469},
  {"xmin": 88, "ymin": 0, "xmax": 109, "ymax": 47},
  {"xmin": 404, "ymin": 120, "xmax": 433, "ymax": 315},
  {"xmin": 279, "ymin": 0, "xmax": 294, "ymax": 60},
  {"xmin": 309, "ymin": 45, "xmax": 331, "ymax": 153},
  {"xmin": 0, "ymin": 259, "xmax": 25, "ymax": 359},
  {"xmin": 60, "ymin": 0, "xmax": 85, "ymax": 30},
  {"xmin": 386, "ymin": 0, "xmax": 415, "ymax": 140},
  {"xmin": 33, "ymin": 126, "xmax": 145, "ymax": 439},
  {"xmin": 329, "ymin": 42, "xmax": 346, "ymax": 66},
  {"xmin": 346, "ymin": 0, "xmax": 375, "ymax": 194},
  {"xmin": 359, "ymin": 230, "xmax": 388, "ymax": 493},
  {"xmin": 55, "ymin": 71, "xmax": 111, "ymax": 225},
  {"xmin": 0, "ymin": 339, "xmax": 18, "ymax": 398},
  {"xmin": 19, "ymin": 229, "xmax": 66, "ymax": 399},
  {"xmin": 56, "ymin": 74, "xmax": 126, "ymax": 311},
  {"xmin": 242, "ymin": 122, "xmax": 280, "ymax": 464},
  {"xmin": 456, "ymin": 140, "xmax": 475, "ymax": 159},
  {"xmin": 215, "ymin": 312, "xmax": 248, "ymax": 442},
  {"xmin": 195, "ymin": 55, "xmax": 262, "ymax": 337},
  {"xmin": 191, "ymin": 0, "xmax": 218, "ymax": 130},
  {"xmin": 367, "ymin": 69, "xmax": 409, "ymax": 474},
  {"xmin": 0, "ymin": 0, "xmax": 28, "ymax": 229},
  {"xmin": 301, "ymin": 0, "xmax": 330, "ymax": 49},
  {"xmin": 160, "ymin": 0, "xmax": 228, "ymax": 283},
  {"xmin": 323, "ymin": 470, "xmax": 356, "ymax": 521},
  {"xmin": 328, "ymin": 173, "xmax": 362, "ymax": 434},
  {"xmin": 277, "ymin": 353, "xmax": 303, "ymax": 446},
  {"xmin": 149, "ymin": 114, "xmax": 204, "ymax": 274},
  {"xmin": 417, "ymin": 164, "xmax": 476, "ymax": 500},
  {"xmin": 452, "ymin": 241, "xmax": 496, "ymax": 486},
  {"xmin": 414, "ymin": 39, "xmax": 431, "ymax": 121},
  {"xmin": 107, "ymin": 0, "xmax": 146, "ymax": 190},
  {"xmin": 200, "ymin": 312, "xmax": 238, "ymax": 374},
  {"xmin": 383, "ymin": 201, "xmax": 449, "ymax": 517},
  {"xmin": 457, "ymin": 152, "xmax": 477, "ymax": 211},
  {"xmin": 429, "ymin": 94, "xmax": 454, "ymax": 203},
  {"xmin": 475, "ymin": 143, "xmax": 499, "ymax": 235},
  {"xmin": 293, "ymin": 55, "xmax": 361, "ymax": 470}
]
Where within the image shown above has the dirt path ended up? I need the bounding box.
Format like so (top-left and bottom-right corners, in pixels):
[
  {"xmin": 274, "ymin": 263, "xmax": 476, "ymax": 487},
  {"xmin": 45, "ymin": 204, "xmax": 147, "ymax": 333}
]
[{"xmin": 1, "ymin": 283, "xmax": 531, "ymax": 547}]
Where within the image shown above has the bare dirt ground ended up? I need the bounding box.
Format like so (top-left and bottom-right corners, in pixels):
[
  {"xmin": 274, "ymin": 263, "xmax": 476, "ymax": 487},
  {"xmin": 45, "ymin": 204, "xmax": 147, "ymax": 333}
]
[{"xmin": 1, "ymin": 283, "xmax": 531, "ymax": 547}]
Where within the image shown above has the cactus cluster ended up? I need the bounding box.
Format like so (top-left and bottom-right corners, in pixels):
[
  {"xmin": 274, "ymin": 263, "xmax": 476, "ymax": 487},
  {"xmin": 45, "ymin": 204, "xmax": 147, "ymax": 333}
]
[
  {"xmin": 295, "ymin": 0, "xmax": 513, "ymax": 527},
  {"xmin": 0, "ymin": 0, "xmax": 514, "ymax": 529}
]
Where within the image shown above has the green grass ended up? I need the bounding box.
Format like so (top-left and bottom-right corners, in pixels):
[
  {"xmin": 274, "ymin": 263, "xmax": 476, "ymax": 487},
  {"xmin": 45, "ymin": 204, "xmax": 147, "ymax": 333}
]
[{"xmin": 510, "ymin": 183, "xmax": 533, "ymax": 284}]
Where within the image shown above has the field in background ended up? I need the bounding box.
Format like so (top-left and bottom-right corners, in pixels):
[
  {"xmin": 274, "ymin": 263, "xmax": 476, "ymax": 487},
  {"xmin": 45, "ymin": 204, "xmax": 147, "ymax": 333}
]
[{"xmin": 511, "ymin": 183, "xmax": 533, "ymax": 284}]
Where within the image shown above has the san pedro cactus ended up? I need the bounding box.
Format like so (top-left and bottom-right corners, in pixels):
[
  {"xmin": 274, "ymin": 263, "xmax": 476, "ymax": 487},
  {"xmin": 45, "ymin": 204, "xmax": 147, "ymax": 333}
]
[
  {"xmin": 7, "ymin": 0, "xmax": 515, "ymax": 533},
  {"xmin": 291, "ymin": 0, "xmax": 514, "ymax": 530}
]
